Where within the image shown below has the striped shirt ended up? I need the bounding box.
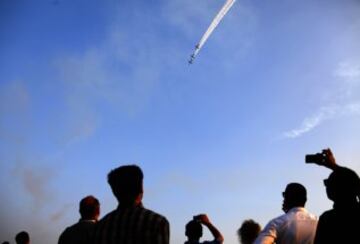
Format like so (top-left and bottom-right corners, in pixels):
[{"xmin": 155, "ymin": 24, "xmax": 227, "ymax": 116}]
[{"xmin": 93, "ymin": 204, "xmax": 169, "ymax": 244}]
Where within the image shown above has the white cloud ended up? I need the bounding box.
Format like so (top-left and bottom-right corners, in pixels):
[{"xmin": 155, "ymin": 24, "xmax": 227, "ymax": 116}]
[
  {"xmin": 284, "ymin": 59, "xmax": 360, "ymax": 139},
  {"xmin": 283, "ymin": 105, "xmax": 338, "ymax": 138},
  {"xmin": 334, "ymin": 61, "xmax": 360, "ymax": 84},
  {"xmin": 55, "ymin": 13, "xmax": 166, "ymax": 142},
  {"xmin": 283, "ymin": 102, "xmax": 360, "ymax": 138}
]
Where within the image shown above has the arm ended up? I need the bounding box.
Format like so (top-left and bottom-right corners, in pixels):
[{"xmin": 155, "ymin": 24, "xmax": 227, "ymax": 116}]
[
  {"xmin": 254, "ymin": 220, "xmax": 278, "ymax": 244},
  {"xmin": 321, "ymin": 148, "xmax": 339, "ymax": 170},
  {"xmin": 197, "ymin": 214, "xmax": 224, "ymax": 243},
  {"xmin": 156, "ymin": 217, "xmax": 170, "ymax": 244}
]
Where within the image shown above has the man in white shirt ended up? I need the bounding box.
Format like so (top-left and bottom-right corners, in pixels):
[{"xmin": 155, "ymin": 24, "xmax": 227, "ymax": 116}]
[{"xmin": 254, "ymin": 183, "xmax": 317, "ymax": 244}]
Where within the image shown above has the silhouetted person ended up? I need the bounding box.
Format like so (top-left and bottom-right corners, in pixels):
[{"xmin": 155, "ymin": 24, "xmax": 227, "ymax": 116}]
[
  {"xmin": 185, "ymin": 214, "xmax": 224, "ymax": 244},
  {"xmin": 93, "ymin": 165, "xmax": 169, "ymax": 244},
  {"xmin": 2, "ymin": 242, "xmax": 10, "ymax": 244},
  {"xmin": 309, "ymin": 149, "xmax": 360, "ymax": 244},
  {"xmin": 254, "ymin": 183, "xmax": 317, "ymax": 244},
  {"xmin": 237, "ymin": 219, "xmax": 261, "ymax": 244},
  {"xmin": 15, "ymin": 231, "xmax": 30, "ymax": 244},
  {"xmin": 58, "ymin": 195, "xmax": 100, "ymax": 244}
]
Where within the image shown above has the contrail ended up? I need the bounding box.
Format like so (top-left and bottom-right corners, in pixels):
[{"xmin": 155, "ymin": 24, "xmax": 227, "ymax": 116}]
[{"xmin": 189, "ymin": 0, "xmax": 236, "ymax": 64}]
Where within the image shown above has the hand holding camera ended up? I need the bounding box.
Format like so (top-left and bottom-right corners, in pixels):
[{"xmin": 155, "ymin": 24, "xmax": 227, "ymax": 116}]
[
  {"xmin": 193, "ymin": 214, "xmax": 211, "ymax": 225},
  {"xmin": 305, "ymin": 148, "xmax": 337, "ymax": 170},
  {"xmin": 192, "ymin": 214, "xmax": 224, "ymax": 242}
]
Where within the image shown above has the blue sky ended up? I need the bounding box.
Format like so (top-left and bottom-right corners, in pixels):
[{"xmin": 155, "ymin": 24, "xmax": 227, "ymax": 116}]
[{"xmin": 1, "ymin": 0, "xmax": 360, "ymax": 243}]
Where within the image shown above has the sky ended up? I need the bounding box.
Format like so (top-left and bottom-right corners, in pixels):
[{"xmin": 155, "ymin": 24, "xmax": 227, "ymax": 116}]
[{"xmin": 1, "ymin": 0, "xmax": 360, "ymax": 243}]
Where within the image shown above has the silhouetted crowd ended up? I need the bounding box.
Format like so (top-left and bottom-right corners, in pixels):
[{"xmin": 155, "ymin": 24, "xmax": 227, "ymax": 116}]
[{"xmin": 3, "ymin": 148, "xmax": 360, "ymax": 244}]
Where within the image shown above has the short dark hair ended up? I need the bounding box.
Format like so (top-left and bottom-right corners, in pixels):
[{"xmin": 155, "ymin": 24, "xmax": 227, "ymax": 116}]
[
  {"xmin": 79, "ymin": 195, "xmax": 100, "ymax": 219},
  {"xmin": 185, "ymin": 220, "xmax": 203, "ymax": 239},
  {"xmin": 108, "ymin": 165, "xmax": 143, "ymax": 202},
  {"xmin": 238, "ymin": 219, "xmax": 261, "ymax": 244},
  {"xmin": 326, "ymin": 167, "xmax": 360, "ymax": 201},
  {"xmin": 15, "ymin": 231, "xmax": 29, "ymax": 244},
  {"xmin": 284, "ymin": 183, "xmax": 307, "ymax": 206}
]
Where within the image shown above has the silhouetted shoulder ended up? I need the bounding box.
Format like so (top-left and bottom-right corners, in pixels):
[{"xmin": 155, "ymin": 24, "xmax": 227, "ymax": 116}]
[
  {"xmin": 93, "ymin": 206, "xmax": 169, "ymax": 244},
  {"xmin": 315, "ymin": 207, "xmax": 360, "ymax": 244},
  {"xmin": 97, "ymin": 209, "xmax": 118, "ymax": 224},
  {"xmin": 58, "ymin": 221, "xmax": 96, "ymax": 244},
  {"xmin": 142, "ymin": 207, "xmax": 169, "ymax": 223}
]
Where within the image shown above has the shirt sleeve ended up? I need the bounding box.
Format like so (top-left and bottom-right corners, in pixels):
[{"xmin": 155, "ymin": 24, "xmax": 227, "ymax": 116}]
[{"xmin": 254, "ymin": 219, "xmax": 278, "ymax": 244}]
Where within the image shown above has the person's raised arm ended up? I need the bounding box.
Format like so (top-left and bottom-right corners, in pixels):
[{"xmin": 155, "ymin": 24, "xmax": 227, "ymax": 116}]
[{"xmin": 197, "ymin": 214, "xmax": 224, "ymax": 243}]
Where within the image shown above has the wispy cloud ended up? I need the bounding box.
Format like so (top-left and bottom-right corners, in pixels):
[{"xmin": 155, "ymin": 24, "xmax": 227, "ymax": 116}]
[
  {"xmin": 284, "ymin": 60, "xmax": 360, "ymax": 139},
  {"xmin": 12, "ymin": 164, "xmax": 56, "ymax": 208},
  {"xmin": 56, "ymin": 35, "xmax": 161, "ymax": 143},
  {"xmin": 283, "ymin": 103, "xmax": 360, "ymax": 138},
  {"xmin": 335, "ymin": 61, "xmax": 360, "ymax": 81},
  {"xmin": 50, "ymin": 203, "xmax": 72, "ymax": 222}
]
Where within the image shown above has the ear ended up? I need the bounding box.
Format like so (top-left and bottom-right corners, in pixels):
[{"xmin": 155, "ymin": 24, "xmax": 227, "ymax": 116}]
[{"xmin": 135, "ymin": 192, "xmax": 143, "ymax": 204}]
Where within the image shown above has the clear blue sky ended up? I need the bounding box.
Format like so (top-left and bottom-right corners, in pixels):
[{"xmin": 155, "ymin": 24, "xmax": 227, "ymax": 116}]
[{"xmin": 1, "ymin": 0, "xmax": 360, "ymax": 243}]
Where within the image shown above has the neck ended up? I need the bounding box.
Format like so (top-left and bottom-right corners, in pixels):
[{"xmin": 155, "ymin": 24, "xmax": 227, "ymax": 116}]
[
  {"xmin": 81, "ymin": 218, "xmax": 96, "ymax": 222},
  {"xmin": 188, "ymin": 237, "xmax": 200, "ymax": 242},
  {"xmin": 333, "ymin": 198, "xmax": 359, "ymax": 209},
  {"xmin": 119, "ymin": 201, "xmax": 142, "ymax": 209}
]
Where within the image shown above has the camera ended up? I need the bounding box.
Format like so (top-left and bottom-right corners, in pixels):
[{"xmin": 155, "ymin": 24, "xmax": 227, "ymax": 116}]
[
  {"xmin": 305, "ymin": 152, "xmax": 325, "ymax": 164},
  {"xmin": 193, "ymin": 215, "xmax": 201, "ymax": 222}
]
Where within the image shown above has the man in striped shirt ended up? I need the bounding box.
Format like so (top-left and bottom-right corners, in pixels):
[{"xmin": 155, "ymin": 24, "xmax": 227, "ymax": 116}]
[{"xmin": 93, "ymin": 165, "xmax": 170, "ymax": 244}]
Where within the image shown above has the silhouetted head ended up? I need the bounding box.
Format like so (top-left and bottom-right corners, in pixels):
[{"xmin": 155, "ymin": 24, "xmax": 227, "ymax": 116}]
[
  {"xmin": 282, "ymin": 183, "xmax": 307, "ymax": 212},
  {"xmin": 2, "ymin": 241, "xmax": 10, "ymax": 244},
  {"xmin": 185, "ymin": 220, "xmax": 203, "ymax": 241},
  {"xmin": 237, "ymin": 219, "xmax": 261, "ymax": 244},
  {"xmin": 108, "ymin": 165, "xmax": 144, "ymax": 205},
  {"xmin": 325, "ymin": 167, "xmax": 360, "ymax": 204},
  {"xmin": 15, "ymin": 231, "xmax": 30, "ymax": 244},
  {"xmin": 79, "ymin": 195, "xmax": 100, "ymax": 221}
]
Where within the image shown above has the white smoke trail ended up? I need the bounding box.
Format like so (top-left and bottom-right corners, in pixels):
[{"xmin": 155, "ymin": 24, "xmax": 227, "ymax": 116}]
[{"xmin": 190, "ymin": 0, "xmax": 236, "ymax": 62}]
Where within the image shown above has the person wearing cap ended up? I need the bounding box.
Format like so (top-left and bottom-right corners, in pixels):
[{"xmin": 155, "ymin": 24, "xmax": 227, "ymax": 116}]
[
  {"xmin": 58, "ymin": 195, "xmax": 100, "ymax": 244},
  {"xmin": 254, "ymin": 183, "xmax": 317, "ymax": 244}
]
